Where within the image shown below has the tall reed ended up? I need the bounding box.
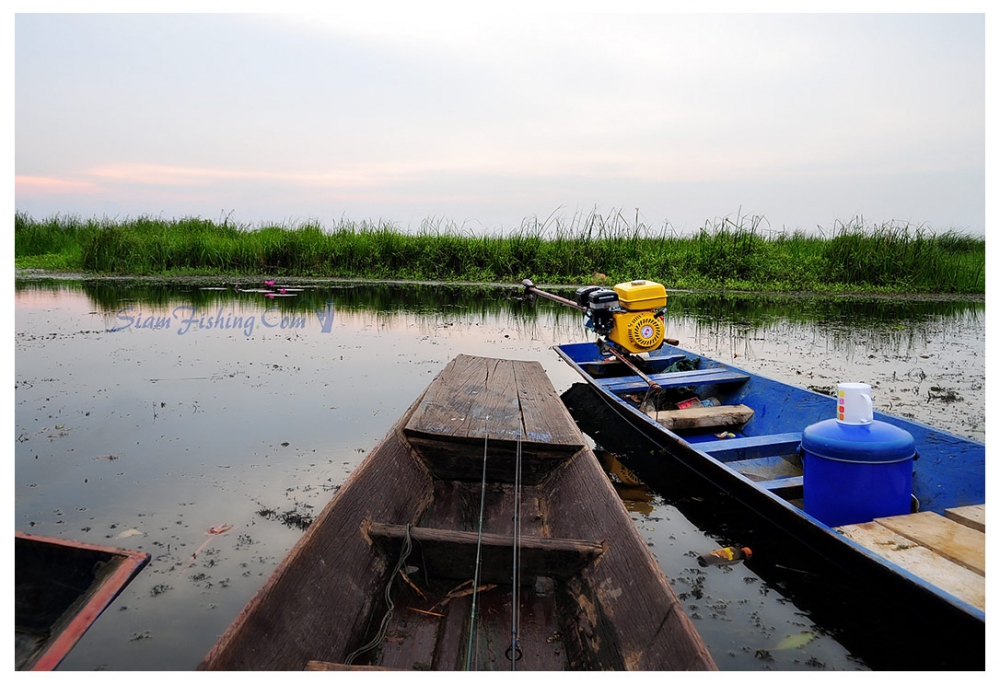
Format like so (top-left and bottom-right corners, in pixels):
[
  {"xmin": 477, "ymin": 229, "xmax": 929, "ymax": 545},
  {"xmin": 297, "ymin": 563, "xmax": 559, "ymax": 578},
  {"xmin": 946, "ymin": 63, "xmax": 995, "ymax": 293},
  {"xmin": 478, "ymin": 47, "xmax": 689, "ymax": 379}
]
[{"xmin": 13, "ymin": 212, "xmax": 985, "ymax": 293}]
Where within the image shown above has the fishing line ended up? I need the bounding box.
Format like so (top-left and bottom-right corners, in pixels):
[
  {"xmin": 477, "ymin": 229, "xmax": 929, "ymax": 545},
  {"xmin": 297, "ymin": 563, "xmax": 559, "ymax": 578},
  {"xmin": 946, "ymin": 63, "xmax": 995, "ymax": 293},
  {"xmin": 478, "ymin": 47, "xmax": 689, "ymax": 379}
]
[
  {"xmin": 508, "ymin": 430, "xmax": 523, "ymax": 670},
  {"xmin": 464, "ymin": 415, "xmax": 490, "ymax": 671}
]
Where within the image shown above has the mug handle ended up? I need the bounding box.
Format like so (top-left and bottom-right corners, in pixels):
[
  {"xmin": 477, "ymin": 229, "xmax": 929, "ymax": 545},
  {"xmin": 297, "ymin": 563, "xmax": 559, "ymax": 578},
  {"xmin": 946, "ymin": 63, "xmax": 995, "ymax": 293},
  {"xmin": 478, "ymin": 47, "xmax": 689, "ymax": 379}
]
[{"xmin": 862, "ymin": 393, "xmax": 873, "ymax": 422}]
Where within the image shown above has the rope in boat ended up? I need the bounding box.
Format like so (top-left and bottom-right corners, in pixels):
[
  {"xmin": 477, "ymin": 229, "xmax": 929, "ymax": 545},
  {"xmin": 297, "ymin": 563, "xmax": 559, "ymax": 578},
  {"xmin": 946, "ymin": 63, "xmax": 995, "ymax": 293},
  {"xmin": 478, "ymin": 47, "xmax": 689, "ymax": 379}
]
[
  {"xmin": 508, "ymin": 430, "xmax": 523, "ymax": 669},
  {"xmin": 343, "ymin": 523, "xmax": 413, "ymax": 665},
  {"xmin": 463, "ymin": 416, "xmax": 490, "ymax": 671}
]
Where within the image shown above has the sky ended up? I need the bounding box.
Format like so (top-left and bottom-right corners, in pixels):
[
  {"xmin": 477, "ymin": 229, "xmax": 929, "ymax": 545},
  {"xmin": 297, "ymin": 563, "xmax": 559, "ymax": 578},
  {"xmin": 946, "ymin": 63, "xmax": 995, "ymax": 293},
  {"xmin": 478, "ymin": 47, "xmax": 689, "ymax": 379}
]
[{"xmin": 10, "ymin": 2, "xmax": 991, "ymax": 236}]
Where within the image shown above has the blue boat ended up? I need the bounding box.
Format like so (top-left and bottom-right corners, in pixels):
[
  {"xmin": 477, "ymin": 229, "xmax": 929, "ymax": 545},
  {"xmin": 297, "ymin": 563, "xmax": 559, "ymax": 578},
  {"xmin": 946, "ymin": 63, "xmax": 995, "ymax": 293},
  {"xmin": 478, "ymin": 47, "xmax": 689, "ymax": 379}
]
[{"xmin": 552, "ymin": 339, "xmax": 985, "ymax": 644}]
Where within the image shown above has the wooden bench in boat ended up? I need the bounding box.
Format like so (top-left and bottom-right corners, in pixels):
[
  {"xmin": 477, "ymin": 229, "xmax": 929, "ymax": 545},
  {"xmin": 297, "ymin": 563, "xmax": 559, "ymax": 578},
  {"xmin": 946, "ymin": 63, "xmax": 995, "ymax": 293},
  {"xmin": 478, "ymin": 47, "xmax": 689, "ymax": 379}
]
[
  {"xmin": 698, "ymin": 432, "xmax": 802, "ymax": 461},
  {"xmin": 579, "ymin": 353, "xmax": 688, "ymax": 376},
  {"xmin": 367, "ymin": 522, "xmax": 605, "ymax": 585},
  {"xmin": 595, "ymin": 367, "xmax": 750, "ymax": 395},
  {"xmin": 698, "ymin": 433, "xmax": 805, "ymax": 494},
  {"xmin": 644, "ymin": 404, "xmax": 754, "ymax": 431},
  {"xmin": 837, "ymin": 506, "xmax": 986, "ymax": 611}
]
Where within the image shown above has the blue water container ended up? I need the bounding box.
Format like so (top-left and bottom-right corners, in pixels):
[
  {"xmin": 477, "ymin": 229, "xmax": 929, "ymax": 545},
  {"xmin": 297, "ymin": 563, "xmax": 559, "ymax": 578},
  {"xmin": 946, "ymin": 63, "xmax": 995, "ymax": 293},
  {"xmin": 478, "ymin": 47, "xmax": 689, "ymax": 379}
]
[{"xmin": 801, "ymin": 419, "xmax": 916, "ymax": 527}]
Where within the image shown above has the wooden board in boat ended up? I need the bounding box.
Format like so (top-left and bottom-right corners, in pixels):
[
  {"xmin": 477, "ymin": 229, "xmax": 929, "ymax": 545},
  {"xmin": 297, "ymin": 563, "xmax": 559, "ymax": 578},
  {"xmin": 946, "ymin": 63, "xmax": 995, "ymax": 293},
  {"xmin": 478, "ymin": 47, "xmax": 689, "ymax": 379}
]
[
  {"xmin": 945, "ymin": 504, "xmax": 985, "ymax": 533},
  {"xmin": 876, "ymin": 511, "xmax": 985, "ymax": 576},
  {"xmin": 644, "ymin": 404, "xmax": 754, "ymax": 430},
  {"xmin": 837, "ymin": 507, "xmax": 985, "ymax": 610}
]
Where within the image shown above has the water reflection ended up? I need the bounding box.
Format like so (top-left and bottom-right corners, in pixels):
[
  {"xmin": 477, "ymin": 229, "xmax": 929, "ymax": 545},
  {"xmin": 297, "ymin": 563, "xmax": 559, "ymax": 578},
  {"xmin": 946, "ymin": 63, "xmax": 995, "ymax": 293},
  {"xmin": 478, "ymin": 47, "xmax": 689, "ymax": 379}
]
[
  {"xmin": 668, "ymin": 291, "xmax": 983, "ymax": 362},
  {"xmin": 16, "ymin": 279, "xmax": 984, "ymax": 352},
  {"xmin": 14, "ymin": 279, "xmax": 985, "ymax": 671}
]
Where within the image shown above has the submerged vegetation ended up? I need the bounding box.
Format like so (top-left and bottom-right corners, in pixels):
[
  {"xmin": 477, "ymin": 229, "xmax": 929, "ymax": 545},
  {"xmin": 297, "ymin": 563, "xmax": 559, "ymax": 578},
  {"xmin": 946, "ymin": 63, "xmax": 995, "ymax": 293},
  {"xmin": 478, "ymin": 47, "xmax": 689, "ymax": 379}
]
[{"xmin": 14, "ymin": 211, "xmax": 985, "ymax": 294}]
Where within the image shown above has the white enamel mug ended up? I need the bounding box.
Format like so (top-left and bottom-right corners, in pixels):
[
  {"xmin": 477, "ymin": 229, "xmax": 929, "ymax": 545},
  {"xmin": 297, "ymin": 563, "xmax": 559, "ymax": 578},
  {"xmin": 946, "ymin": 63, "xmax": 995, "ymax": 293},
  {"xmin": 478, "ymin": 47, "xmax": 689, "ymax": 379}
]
[{"xmin": 836, "ymin": 382, "xmax": 874, "ymax": 424}]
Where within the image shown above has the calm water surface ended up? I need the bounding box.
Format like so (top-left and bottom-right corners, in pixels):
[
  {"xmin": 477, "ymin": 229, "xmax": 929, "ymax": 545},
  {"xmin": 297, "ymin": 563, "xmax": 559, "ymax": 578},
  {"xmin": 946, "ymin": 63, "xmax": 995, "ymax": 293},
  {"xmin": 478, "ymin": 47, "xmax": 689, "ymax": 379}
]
[{"xmin": 13, "ymin": 279, "xmax": 985, "ymax": 671}]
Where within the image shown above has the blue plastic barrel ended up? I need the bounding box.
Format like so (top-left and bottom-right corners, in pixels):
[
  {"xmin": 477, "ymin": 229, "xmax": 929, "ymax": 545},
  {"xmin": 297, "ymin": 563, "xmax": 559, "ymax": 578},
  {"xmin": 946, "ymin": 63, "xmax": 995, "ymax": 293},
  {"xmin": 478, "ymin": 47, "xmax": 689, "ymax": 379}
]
[{"xmin": 801, "ymin": 419, "xmax": 915, "ymax": 527}]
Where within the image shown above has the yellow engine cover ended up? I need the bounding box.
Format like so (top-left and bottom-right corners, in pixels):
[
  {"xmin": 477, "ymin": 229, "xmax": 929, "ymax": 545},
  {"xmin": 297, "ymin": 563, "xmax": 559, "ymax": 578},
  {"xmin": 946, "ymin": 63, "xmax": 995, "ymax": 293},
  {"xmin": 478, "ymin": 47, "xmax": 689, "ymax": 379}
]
[
  {"xmin": 608, "ymin": 311, "xmax": 665, "ymax": 353},
  {"xmin": 614, "ymin": 280, "xmax": 667, "ymax": 311}
]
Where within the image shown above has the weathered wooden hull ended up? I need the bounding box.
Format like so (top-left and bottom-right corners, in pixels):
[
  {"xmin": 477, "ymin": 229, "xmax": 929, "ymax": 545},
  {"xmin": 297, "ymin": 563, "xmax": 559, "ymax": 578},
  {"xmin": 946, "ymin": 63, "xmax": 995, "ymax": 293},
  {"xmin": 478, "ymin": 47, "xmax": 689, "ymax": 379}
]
[
  {"xmin": 554, "ymin": 341, "xmax": 986, "ymax": 641},
  {"xmin": 15, "ymin": 533, "xmax": 150, "ymax": 671},
  {"xmin": 200, "ymin": 355, "xmax": 716, "ymax": 671}
]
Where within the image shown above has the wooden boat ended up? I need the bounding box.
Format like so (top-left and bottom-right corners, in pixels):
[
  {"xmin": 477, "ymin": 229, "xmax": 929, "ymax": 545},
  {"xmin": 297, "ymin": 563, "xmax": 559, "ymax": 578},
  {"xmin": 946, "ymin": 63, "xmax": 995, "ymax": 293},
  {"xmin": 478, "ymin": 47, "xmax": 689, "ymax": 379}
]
[
  {"xmin": 200, "ymin": 354, "xmax": 716, "ymax": 671},
  {"xmin": 15, "ymin": 532, "xmax": 150, "ymax": 671},
  {"xmin": 553, "ymin": 341, "xmax": 986, "ymax": 644}
]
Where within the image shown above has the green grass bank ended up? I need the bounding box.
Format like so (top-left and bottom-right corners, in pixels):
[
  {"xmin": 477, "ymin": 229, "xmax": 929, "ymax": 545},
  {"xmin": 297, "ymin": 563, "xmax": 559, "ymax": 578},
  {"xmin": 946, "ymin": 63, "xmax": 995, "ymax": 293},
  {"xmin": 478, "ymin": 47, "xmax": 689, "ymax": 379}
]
[{"xmin": 14, "ymin": 212, "xmax": 985, "ymax": 294}]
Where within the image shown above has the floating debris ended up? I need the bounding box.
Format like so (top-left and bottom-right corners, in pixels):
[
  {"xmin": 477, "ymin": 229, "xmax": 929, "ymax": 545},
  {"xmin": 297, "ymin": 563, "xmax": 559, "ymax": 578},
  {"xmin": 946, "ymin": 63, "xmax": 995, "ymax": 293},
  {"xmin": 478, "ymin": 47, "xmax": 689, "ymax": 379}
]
[
  {"xmin": 927, "ymin": 387, "xmax": 962, "ymax": 403},
  {"xmin": 256, "ymin": 507, "xmax": 313, "ymax": 530},
  {"xmin": 115, "ymin": 528, "xmax": 143, "ymax": 539},
  {"xmin": 775, "ymin": 631, "xmax": 818, "ymax": 650},
  {"xmin": 808, "ymin": 385, "xmax": 835, "ymax": 396},
  {"xmin": 179, "ymin": 524, "xmax": 236, "ymax": 571}
]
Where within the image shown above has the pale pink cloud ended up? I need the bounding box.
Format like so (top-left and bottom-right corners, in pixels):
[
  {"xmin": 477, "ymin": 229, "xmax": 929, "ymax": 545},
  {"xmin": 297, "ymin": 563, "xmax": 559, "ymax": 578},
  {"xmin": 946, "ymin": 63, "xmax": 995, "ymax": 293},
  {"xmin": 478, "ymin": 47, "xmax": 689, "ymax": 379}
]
[
  {"xmin": 16, "ymin": 175, "xmax": 101, "ymax": 197},
  {"xmin": 86, "ymin": 163, "xmax": 385, "ymax": 189}
]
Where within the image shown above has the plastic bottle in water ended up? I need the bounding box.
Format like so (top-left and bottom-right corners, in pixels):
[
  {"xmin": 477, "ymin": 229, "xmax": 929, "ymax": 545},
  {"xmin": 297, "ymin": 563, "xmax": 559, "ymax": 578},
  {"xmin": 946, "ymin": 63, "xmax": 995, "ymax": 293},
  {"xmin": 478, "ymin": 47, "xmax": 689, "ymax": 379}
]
[{"xmin": 697, "ymin": 546, "xmax": 752, "ymax": 567}]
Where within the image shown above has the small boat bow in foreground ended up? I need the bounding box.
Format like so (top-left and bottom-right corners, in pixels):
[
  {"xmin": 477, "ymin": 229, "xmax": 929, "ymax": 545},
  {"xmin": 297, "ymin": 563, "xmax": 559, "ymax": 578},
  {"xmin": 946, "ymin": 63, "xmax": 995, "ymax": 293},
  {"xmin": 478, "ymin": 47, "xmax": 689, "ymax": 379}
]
[{"xmin": 200, "ymin": 354, "xmax": 716, "ymax": 671}]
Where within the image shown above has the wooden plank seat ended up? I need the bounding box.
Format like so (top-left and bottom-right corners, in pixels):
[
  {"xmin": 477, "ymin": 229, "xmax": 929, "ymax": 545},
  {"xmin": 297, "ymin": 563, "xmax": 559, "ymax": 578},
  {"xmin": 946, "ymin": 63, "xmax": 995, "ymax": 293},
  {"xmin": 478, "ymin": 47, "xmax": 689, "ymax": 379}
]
[
  {"xmin": 367, "ymin": 522, "xmax": 606, "ymax": 585},
  {"xmin": 595, "ymin": 368, "xmax": 750, "ymax": 395},
  {"xmin": 579, "ymin": 354, "xmax": 689, "ymax": 377},
  {"xmin": 647, "ymin": 352, "xmax": 690, "ymax": 365},
  {"xmin": 644, "ymin": 404, "xmax": 754, "ymax": 431},
  {"xmin": 754, "ymin": 475, "xmax": 804, "ymax": 492},
  {"xmin": 697, "ymin": 432, "xmax": 803, "ymax": 461},
  {"xmin": 727, "ymin": 455, "xmax": 801, "ymax": 481}
]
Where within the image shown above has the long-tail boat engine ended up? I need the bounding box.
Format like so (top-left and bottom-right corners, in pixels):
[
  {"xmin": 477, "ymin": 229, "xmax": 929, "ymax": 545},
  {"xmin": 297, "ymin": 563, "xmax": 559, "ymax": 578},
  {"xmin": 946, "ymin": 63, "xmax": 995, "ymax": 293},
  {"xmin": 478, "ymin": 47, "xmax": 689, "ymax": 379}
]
[{"xmin": 523, "ymin": 279, "xmax": 670, "ymax": 355}]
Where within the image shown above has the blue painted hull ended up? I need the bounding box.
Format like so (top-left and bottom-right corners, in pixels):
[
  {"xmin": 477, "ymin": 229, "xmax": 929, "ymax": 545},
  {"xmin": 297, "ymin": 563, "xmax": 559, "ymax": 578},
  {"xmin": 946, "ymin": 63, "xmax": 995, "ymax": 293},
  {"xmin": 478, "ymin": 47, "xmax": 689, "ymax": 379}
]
[{"xmin": 554, "ymin": 341, "xmax": 986, "ymax": 631}]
